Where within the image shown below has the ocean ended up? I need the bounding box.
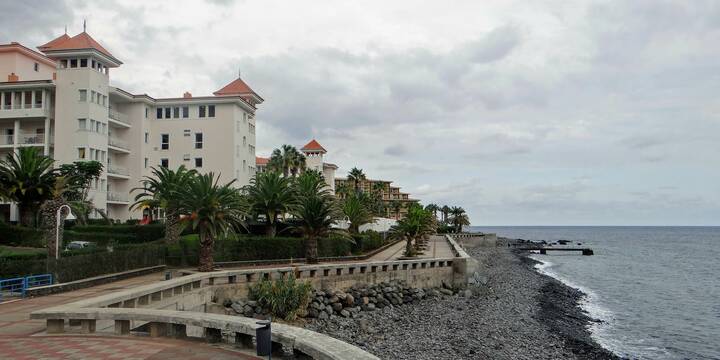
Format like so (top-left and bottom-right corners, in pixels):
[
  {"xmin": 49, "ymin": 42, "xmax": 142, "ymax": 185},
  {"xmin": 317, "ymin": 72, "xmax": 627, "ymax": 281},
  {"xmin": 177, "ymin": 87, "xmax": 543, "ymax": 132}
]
[{"xmin": 468, "ymin": 226, "xmax": 720, "ymax": 360}]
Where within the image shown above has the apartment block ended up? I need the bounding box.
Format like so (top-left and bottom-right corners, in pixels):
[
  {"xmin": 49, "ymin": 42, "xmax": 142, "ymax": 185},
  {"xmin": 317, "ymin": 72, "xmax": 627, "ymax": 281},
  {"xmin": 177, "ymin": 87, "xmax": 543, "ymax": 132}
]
[
  {"xmin": 0, "ymin": 32, "xmax": 262, "ymax": 222},
  {"xmin": 334, "ymin": 177, "xmax": 418, "ymax": 220}
]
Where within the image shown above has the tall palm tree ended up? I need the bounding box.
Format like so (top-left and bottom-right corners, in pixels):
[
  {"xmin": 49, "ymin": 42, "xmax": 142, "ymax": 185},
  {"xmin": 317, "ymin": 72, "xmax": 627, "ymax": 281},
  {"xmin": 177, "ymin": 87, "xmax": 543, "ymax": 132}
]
[
  {"xmin": 347, "ymin": 167, "xmax": 366, "ymax": 193},
  {"xmin": 244, "ymin": 171, "xmax": 296, "ymax": 237},
  {"xmin": 389, "ymin": 204, "xmax": 434, "ymax": 257},
  {"xmin": 292, "ymin": 171, "xmax": 343, "ymax": 264},
  {"xmin": 0, "ymin": 147, "xmax": 57, "ymax": 226},
  {"xmin": 449, "ymin": 206, "xmax": 469, "ymax": 233},
  {"xmin": 342, "ymin": 192, "xmax": 374, "ymax": 234},
  {"xmin": 176, "ymin": 173, "xmax": 248, "ymax": 272},
  {"xmin": 294, "ymin": 169, "xmax": 330, "ymax": 199},
  {"xmin": 131, "ymin": 166, "xmax": 197, "ymax": 244}
]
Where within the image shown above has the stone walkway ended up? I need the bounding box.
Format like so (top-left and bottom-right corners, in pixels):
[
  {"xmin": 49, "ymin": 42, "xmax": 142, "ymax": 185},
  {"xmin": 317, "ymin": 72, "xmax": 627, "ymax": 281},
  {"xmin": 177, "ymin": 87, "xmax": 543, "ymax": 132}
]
[
  {"xmin": 0, "ymin": 335, "xmax": 258, "ymax": 359},
  {"xmin": 0, "ymin": 273, "xmax": 259, "ymax": 359},
  {"xmin": 368, "ymin": 235, "xmax": 454, "ymax": 261}
]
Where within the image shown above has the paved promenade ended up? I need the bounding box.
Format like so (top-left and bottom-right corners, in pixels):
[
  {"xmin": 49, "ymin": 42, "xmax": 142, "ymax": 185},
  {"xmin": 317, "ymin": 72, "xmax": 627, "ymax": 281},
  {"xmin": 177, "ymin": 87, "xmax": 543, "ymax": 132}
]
[
  {"xmin": 0, "ymin": 273, "xmax": 258, "ymax": 359},
  {"xmin": 368, "ymin": 235, "xmax": 454, "ymax": 261}
]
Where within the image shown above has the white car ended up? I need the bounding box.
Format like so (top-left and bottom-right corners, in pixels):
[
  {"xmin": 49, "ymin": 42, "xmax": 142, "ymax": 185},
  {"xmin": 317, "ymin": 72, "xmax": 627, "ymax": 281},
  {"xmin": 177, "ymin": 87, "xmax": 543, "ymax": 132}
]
[{"xmin": 65, "ymin": 241, "xmax": 94, "ymax": 251}]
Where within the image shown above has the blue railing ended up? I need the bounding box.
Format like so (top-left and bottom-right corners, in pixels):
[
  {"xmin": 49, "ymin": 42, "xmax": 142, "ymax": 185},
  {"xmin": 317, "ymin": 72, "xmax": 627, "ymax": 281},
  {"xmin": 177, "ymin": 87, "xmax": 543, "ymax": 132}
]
[{"xmin": 0, "ymin": 274, "xmax": 53, "ymax": 301}]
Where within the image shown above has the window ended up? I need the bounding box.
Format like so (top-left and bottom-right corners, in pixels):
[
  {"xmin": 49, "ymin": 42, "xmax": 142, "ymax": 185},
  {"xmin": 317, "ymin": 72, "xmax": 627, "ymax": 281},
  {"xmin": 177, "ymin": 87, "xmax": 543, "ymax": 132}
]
[
  {"xmin": 243, "ymin": 159, "xmax": 246, "ymax": 171},
  {"xmin": 70, "ymin": 59, "xmax": 77, "ymax": 68},
  {"xmin": 91, "ymin": 60, "xmax": 96, "ymax": 69},
  {"xmin": 34, "ymin": 63, "xmax": 39, "ymax": 72},
  {"xmin": 195, "ymin": 158, "xmax": 202, "ymax": 168},
  {"xmin": 91, "ymin": 91, "xmax": 96, "ymax": 103},
  {"xmin": 78, "ymin": 147, "xmax": 86, "ymax": 159},
  {"xmin": 249, "ymin": 144, "xmax": 255, "ymax": 155},
  {"xmin": 144, "ymin": 132, "xmax": 149, "ymax": 143},
  {"xmin": 208, "ymin": 105, "xmax": 215, "ymax": 117},
  {"xmin": 182, "ymin": 106, "xmax": 189, "ymax": 118},
  {"xmin": 243, "ymin": 136, "xmax": 246, "ymax": 145},
  {"xmin": 90, "ymin": 119, "xmax": 96, "ymax": 131},
  {"xmin": 80, "ymin": 58, "xmax": 87, "ymax": 68},
  {"xmin": 236, "ymin": 120, "xmax": 240, "ymax": 132},
  {"xmin": 183, "ymin": 129, "xmax": 191, "ymax": 137},
  {"xmin": 164, "ymin": 107, "xmax": 171, "ymax": 118},
  {"xmin": 60, "ymin": 59, "xmax": 68, "ymax": 68},
  {"xmin": 249, "ymin": 123, "xmax": 255, "ymax": 134},
  {"xmin": 195, "ymin": 133, "xmax": 203, "ymax": 149},
  {"xmin": 145, "ymin": 107, "xmax": 149, "ymax": 118},
  {"xmin": 34, "ymin": 90, "xmax": 42, "ymax": 106},
  {"xmin": 79, "ymin": 89, "xmax": 87, "ymax": 102},
  {"xmin": 144, "ymin": 158, "xmax": 148, "ymax": 168},
  {"xmin": 161, "ymin": 134, "xmax": 169, "ymax": 150},
  {"xmin": 199, "ymin": 105, "xmax": 206, "ymax": 118},
  {"xmin": 78, "ymin": 118, "xmax": 86, "ymax": 130},
  {"xmin": 156, "ymin": 108, "xmax": 163, "ymax": 119},
  {"xmin": 160, "ymin": 158, "xmax": 169, "ymax": 168},
  {"xmin": 173, "ymin": 107, "xmax": 179, "ymax": 118}
]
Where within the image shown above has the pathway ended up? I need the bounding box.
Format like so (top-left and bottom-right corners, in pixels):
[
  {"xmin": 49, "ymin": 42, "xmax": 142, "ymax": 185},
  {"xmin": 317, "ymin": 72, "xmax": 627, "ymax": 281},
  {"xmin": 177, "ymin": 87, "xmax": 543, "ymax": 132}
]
[{"xmin": 367, "ymin": 235, "xmax": 453, "ymax": 261}]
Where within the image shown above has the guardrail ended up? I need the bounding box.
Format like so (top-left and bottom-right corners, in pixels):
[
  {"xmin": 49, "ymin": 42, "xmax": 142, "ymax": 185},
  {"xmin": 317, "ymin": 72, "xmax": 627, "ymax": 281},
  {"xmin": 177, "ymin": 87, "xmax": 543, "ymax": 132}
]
[{"xmin": 0, "ymin": 274, "xmax": 53, "ymax": 301}]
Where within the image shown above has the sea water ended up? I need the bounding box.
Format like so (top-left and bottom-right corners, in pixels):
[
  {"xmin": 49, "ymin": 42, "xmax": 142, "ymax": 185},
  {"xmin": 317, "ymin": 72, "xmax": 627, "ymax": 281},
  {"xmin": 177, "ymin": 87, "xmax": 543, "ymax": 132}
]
[{"xmin": 468, "ymin": 226, "xmax": 720, "ymax": 360}]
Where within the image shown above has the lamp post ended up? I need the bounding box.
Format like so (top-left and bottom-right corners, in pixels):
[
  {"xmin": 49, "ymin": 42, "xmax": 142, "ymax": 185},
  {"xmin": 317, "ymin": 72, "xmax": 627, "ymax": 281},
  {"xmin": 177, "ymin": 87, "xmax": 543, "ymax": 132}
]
[{"xmin": 55, "ymin": 205, "xmax": 75, "ymax": 259}]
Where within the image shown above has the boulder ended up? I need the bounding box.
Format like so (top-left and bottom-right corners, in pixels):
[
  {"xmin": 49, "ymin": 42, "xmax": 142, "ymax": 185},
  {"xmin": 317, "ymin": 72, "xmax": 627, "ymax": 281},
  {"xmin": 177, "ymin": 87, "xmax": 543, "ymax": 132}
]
[
  {"xmin": 332, "ymin": 302, "xmax": 343, "ymax": 312},
  {"xmin": 246, "ymin": 300, "xmax": 258, "ymax": 307},
  {"xmin": 231, "ymin": 302, "xmax": 245, "ymax": 314},
  {"xmin": 340, "ymin": 309, "xmax": 351, "ymax": 318},
  {"xmin": 307, "ymin": 308, "xmax": 319, "ymax": 318},
  {"xmin": 344, "ymin": 294, "xmax": 355, "ymax": 306},
  {"xmin": 318, "ymin": 311, "xmax": 329, "ymax": 320}
]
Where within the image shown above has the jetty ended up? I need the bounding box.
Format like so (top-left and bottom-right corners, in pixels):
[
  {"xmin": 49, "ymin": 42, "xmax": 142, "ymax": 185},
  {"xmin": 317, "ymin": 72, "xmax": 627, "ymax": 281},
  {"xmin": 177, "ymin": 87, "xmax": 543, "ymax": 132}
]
[{"xmin": 519, "ymin": 247, "xmax": 594, "ymax": 256}]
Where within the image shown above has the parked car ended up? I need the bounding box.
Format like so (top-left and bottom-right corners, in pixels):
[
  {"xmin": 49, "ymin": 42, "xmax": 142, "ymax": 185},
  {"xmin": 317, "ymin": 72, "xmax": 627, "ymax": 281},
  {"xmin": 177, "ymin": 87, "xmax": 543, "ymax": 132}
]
[{"xmin": 65, "ymin": 241, "xmax": 95, "ymax": 251}]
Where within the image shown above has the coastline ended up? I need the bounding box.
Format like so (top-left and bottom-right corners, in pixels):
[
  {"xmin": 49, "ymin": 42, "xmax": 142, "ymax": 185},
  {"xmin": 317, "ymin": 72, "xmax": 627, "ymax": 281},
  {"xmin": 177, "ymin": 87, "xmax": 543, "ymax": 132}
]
[{"xmin": 306, "ymin": 245, "xmax": 619, "ymax": 359}]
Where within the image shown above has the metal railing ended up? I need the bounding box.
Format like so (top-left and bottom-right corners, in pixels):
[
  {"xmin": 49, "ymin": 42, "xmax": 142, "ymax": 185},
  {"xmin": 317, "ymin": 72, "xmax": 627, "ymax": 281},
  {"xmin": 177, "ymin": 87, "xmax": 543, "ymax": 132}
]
[
  {"xmin": 0, "ymin": 134, "xmax": 13, "ymax": 145},
  {"xmin": 0, "ymin": 274, "xmax": 53, "ymax": 301},
  {"xmin": 0, "ymin": 103, "xmax": 44, "ymax": 110}
]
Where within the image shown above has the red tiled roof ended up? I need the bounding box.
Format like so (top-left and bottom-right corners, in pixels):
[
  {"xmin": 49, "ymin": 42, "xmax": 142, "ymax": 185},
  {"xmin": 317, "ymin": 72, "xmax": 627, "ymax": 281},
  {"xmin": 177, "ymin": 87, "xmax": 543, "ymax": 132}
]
[
  {"xmin": 301, "ymin": 139, "xmax": 326, "ymax": 153},
  {"xmin": 256, "ymin": 156, "xmax": 270, "ymax": 165},
  {"xmin": 37, "ymin": 34, "xmax": 70, "ymax": 51},
  {"xmin": 39, "ymin": 32, "xmax": 115, "ymax": 58},
  {"xmin": 214, "ymin": 77, "xmax": 258, "ymax": 97}
]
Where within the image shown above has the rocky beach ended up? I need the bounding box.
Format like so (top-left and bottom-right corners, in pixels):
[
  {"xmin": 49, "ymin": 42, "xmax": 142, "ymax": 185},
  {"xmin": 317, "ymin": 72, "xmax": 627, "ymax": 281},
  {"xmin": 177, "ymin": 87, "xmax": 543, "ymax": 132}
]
[{"xmin": 305, "ymin": 245, "xmax": 619, "ymax": 359}]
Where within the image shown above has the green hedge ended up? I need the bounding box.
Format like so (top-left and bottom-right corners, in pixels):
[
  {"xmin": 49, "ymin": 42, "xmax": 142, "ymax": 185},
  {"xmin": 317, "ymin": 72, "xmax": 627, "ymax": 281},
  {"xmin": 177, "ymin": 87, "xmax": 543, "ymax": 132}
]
[
  {"xmin": 165, "ymin": 234, "xmax": 353, "ymax": 266},
  {"xmin": 0, "ymin": 222, "xmax": 44, "ymax": 247},
  {"xmin": 68, "ymin": 224, "xmax": 165, "ymax": 244},
  {"xmin": 0, "ymin": 244, "xmax": 165, "ymax": 281}
]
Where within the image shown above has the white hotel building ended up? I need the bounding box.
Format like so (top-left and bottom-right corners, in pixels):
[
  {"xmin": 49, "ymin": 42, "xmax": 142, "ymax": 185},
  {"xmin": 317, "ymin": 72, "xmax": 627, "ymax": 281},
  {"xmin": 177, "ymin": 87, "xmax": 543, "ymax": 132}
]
[{"xmin": 0, "ymin": 32, "xmax": 262, "ymax": 222}]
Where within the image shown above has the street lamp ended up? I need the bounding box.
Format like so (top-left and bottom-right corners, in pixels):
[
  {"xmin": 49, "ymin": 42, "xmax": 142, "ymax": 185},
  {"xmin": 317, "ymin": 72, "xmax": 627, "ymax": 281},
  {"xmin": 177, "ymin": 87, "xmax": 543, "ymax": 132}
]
[{"xmin": 55, "ymin": 205, "xmax": 75, "ymax": 259}]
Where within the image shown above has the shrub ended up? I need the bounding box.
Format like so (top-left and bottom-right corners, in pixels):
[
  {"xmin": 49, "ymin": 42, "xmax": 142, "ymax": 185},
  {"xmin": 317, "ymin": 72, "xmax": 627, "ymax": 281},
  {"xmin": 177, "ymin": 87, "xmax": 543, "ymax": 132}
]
[
  {"xmin": 0, "ymin": 222, "xmax": 44, "ymax": 247},
  {"xmin": 68, "ymin": 224, "xmax": 165, "ymax": 243},
  {"xmin": 249, "ymin": 276, "xmax": 313, "ymax": 321}
]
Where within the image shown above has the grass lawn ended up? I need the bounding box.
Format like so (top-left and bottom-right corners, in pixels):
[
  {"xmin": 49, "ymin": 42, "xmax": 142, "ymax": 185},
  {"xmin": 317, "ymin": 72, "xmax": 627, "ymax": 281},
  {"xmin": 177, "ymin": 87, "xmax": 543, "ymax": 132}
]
[{"xmin": 0, "ymin": 245, "xmax": 47, "ymax": 256}]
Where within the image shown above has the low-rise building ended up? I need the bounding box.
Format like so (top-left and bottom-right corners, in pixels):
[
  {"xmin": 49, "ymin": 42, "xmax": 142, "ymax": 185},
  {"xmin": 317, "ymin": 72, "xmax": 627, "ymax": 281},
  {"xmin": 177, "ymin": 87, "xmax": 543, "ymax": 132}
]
[{"xmin": 256, "ymin": 139, "xmax": 338, "ymax": 193}]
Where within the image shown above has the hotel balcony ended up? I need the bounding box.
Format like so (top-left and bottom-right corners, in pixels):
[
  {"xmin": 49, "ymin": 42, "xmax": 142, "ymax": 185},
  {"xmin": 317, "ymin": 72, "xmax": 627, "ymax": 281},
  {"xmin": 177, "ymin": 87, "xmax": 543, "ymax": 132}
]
[
  {"xmin": 18, "ymin": 132, "xmax": 45, "ymax": 146},
  {"xmin": 107, "ymin": 192, "xmax": 130, "ymax": 204},
  {"xmin": 0, "ymin": 134, "xmax": 12, "ymax": 146},
  {"xmin": 108, "ymin": 137, "xmax": 131, "ymax": 153},
  {"xmin": 107, "ymin": 165, "xmax": 130, "ymax": 179},
  {"xmin": 0, "ymin": 103, "xmax": 51, "ymax": 119},
  {"xmin": 108, "ymin": 109, "xmax": 131, "ymax": 128}
]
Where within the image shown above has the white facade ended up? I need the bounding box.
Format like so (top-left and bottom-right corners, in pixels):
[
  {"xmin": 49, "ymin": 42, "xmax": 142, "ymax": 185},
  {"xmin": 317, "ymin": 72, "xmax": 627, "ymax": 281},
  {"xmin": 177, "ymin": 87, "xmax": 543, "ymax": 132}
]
[{"xmin": 0, "ymin": 33, "xmax": 262, "ymax": 222}]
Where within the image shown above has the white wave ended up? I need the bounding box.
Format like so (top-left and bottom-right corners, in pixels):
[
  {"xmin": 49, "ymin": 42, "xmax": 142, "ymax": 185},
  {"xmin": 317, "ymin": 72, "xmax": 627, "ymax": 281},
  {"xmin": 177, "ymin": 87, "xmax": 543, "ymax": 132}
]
[{"xmin": 529, "ymin": 255, "xmax": 623, "ymax": 357}]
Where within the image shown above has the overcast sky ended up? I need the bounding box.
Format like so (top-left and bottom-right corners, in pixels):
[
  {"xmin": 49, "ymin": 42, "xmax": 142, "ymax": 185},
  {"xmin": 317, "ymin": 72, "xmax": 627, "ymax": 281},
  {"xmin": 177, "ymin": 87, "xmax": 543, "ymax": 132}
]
[{"xmin": 2, "ymin": 0, "xmax": 719, "ymax": 225}]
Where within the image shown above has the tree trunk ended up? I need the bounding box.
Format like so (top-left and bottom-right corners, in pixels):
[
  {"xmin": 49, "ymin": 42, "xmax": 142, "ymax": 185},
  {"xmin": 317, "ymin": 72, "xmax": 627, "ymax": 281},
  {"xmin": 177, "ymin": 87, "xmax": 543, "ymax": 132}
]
[
  {"xmin": 266, "ymin": 222, "xmax": 276, "ymax": 237},
  {"xmin": 164, "ymin": 213, "xmax": 181, "ymax": 244},
  {"xmin": 306, "ymin": 235, "xmax": 318, "ymax": 264},
  {"xmin": 404, "ymin": 237, "xmax": 414, "ymax": 257},
  {"xmin": 40, "ymin": 199, "xmax": 66, "ymax": 260},
  {"xmin": 20, "ymin": 204, "xmax": 36, "ymax": 227},
  {"xmin": 197, "ymin": 228, "xmax": 214, "ymax": 272}
]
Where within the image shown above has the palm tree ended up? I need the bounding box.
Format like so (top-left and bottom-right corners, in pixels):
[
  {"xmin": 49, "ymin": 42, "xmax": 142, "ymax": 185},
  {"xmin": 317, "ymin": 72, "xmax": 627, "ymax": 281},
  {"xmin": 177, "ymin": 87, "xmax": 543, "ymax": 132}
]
[
  {"xmin": 441, "ymin": 205, "xmax": 450, "ymax": 224},
  {"xmin": 335, "ymin": 182, "xmax": 351, "ymax": 199},
  {"xmin": 0, "ymin": 147, "xmax": 57, "ymax": 226},
  {"xmin": 391, "ymin": 200, "xmax": 404, "ymax": 220},
  {"xmin": 449, "ymin": 206, "xmax": 469, "ymax": 233},
  {"xmin": 389, "ymin": 204, "xmax": 434, "ymax": 257},
  {"xmin": 425, "ymin": 203, "xmax": 440, "ymax": 221},
  {"xmin": 341, "ymin": 192, "xmax": 374, "ymax": 234},
  {"xmin": 39, "ymin": 176, "xmax": 71, "ymax": 259},
  {"xmin": 347, "ymin": 167, "xmax": 366, "ymax": 193},
  {"xmin": 292, "ymin": 171, "xmax": 343, "ymax": 264},
  {"xmin": 268, "ymin": 145, "xmax": 306, "ymax": 177},
  {"xmin": 176, "ymin": 173, "xmax": 248, "ymax": 272},
  {"xmin": 244, "ymin": 171, "xmax": 296, "ymax": 237},
  {"xmin": 131, "ymin": 166, "xmax": 197, "ymax": 244},
  {"xmin": 294, "ymin": 169, "xmax": 330, "ymax": 199}
]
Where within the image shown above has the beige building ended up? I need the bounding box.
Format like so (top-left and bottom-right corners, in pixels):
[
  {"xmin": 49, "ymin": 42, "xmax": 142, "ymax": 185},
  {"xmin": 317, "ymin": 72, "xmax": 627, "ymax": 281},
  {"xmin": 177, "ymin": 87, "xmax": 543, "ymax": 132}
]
[
  {"xmin": 256, "ymin": 139, "xmax": 338, "ymax": 193},
  {"xmin": 334, "ymin": 177, "xmax": 419, "ymax": 220},
  {"xmin": 0, "ymin": 32, "xmax": 262, "ymax": 222}
]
